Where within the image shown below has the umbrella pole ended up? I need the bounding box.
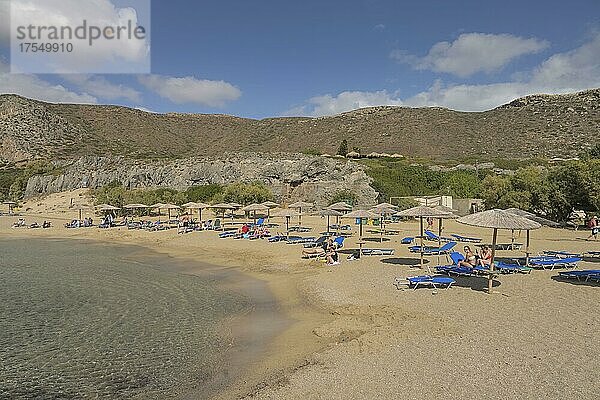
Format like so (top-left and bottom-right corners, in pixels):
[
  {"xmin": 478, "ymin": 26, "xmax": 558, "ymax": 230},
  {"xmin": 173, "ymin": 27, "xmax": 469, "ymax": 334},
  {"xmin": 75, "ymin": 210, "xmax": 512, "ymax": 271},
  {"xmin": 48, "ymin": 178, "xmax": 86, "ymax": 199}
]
[
  {"xmin": 511, "ymin": 229, "xmax": 515, "ymax": 250},
  {"xmin": 79, "ymin": 209, "xmax": 82, "ymax": 221},
  {"xmin": 359, "ymin": 217, "xmax": 363, "ymax": 239},
  {"xmin": 327, "ymin": 215, "xmax": 330, "ymax": 235},
  {"xmin": 438, "ymin": 217, "xmax": 443, "ymax": 265},
  {"xmin": 489, "ymin": 228, "xmax": 498, "ymax": 294},
  {"xmin": 286, "ymin": 217, "xmax": 290, "ymax": 238},
  {"xmin": 420, "ymin": 217, "xmax": 424, "ymax": 269},
  {"xmin": 526, "ymin": 230, "xmax": 531, "ymax": 267}
]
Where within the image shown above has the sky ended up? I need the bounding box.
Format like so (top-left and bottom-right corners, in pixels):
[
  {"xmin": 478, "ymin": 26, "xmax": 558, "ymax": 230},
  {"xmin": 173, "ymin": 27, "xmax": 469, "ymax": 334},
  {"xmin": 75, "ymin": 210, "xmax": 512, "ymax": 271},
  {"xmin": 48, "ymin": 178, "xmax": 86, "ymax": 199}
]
[{"xmin": 0, "ymin": 0, "xmax": 599, "ymax": 118}]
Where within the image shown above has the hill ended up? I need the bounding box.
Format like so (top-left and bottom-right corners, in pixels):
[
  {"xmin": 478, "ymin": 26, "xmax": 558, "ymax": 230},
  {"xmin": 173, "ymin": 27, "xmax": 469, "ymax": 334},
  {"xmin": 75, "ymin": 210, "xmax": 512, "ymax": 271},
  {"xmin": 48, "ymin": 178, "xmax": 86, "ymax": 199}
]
[{"xmin": 0, "ymin": 89, "xmax": 598, "ymax": 163}]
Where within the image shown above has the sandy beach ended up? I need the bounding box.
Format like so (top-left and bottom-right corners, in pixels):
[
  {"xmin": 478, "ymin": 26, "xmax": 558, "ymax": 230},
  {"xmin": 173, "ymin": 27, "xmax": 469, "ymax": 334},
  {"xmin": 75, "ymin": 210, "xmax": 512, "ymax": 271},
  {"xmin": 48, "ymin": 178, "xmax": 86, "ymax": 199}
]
[{"xmin": 2, "ymin": 190, "xmax": 599, "ymax": 399}]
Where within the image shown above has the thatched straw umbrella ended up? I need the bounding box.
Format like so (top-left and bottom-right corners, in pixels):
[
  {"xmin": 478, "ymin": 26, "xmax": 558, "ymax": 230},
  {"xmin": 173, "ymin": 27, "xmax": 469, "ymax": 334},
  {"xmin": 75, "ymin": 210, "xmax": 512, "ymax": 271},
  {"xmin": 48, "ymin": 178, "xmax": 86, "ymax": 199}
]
[
  {"xmin": 288, "ymin": 201, "xmax": 313, "ymax": 226},
  {"xmin": 273, "ymin": 209, "xmax": 299, "ymax": 237},
  {"xmin": 318, "ymin": 208, "xmax": 343, "ymax": 235},
  {"xmin": 242, "ymin": 203, "xmax": 269, "ymax": 224},
  {"xmin": 161, "ymin": 203, "xmax": 180, "ymax": 220},
  {"xmin": 328, "ymin": 202, "xmax": 353, "ymax": 212},
  {"xmin": 123, "ymin": 203, "xmax": 149, "ymax": 218},
  {"xmin": 374, "ymin": 202, "xmax": 398, "ymax": 210},
  {"xmin": 262, "ymin": 201, "xmax": 279, "ymax": 219},
  {"xmin": 395, "ymin": 206, "xmax": 451, "ymax": 269},
  {"xmin": 504, "ymin": 208, "xmax": 560, "ymax": 250},
  {"xmin": 342, "ymin": 209, "xmax": 379, "ymax": 239},
  {"xmin": 371, "ymin": 206, "xmax": 397, "ymax": 242},
  {"xmin": 72, "ymin": 203, "xmax": 91, "ymax": 221},
  {"xmin": 3, "ymin": 201, "xmax": 16, "ymax": 214},
  {"xmin": 342, "ymin": 209, "xmax": 378, "ymax": 255},
  {"xmin": 457, "ymin": 209, "xmax": 542, "ymax": 293},
  {"xmin": 183, "ymin": 202, "xmax": 209, "ymax": 222}
]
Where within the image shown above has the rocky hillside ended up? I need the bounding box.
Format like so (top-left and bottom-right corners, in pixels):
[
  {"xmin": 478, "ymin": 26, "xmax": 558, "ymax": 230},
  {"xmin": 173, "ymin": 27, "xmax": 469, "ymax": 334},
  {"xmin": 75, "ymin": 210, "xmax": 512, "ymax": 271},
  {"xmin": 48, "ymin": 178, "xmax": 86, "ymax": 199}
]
[
  {"xmin": 24, "ymin": 154, "xmax": 378, "ymax": 206},
  {"xmin": 1, "ymin": 89, "xmax": 599, "ymax": 163}
]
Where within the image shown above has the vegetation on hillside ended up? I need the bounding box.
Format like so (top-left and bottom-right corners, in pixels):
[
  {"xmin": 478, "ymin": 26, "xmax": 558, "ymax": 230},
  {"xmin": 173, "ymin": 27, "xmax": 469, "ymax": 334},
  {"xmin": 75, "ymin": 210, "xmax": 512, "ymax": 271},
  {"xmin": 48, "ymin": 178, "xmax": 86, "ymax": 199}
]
[{"xmin": 92, "ymin": 181, "xmax": 273, "ymax": 209}]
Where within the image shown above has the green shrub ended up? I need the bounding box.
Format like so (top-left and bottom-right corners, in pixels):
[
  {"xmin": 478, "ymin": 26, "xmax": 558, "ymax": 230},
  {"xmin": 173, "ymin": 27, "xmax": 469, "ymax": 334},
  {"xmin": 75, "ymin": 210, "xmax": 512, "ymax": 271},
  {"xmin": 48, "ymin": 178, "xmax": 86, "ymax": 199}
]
[{"xmin": 329, "ymin": 190, "xmax": 358, "ymax": 206}]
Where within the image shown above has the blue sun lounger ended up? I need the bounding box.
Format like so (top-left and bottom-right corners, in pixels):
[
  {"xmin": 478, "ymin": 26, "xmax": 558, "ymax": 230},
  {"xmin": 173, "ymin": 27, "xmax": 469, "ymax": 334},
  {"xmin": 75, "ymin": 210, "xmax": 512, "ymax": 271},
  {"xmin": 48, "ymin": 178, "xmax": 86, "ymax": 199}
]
[
  {"xmin": 394, "ymin": 275, "xmax": 456, "ymax": 290},
  {"xmin": 495, "ymin": 261, "xmax": 533, "ymax": 274},
  {"xmin": 286, "ymin": 236, "xmax": 317, "ymax": 244},
  {"xmin": 529, "ymin": 257, "xmax": 582, "ymax": 270},
  {"xmin": 558, "ymin": 270, "xmax": 600, "ymax": 282},
  {"xmin": 424, "ymin": 230, "xmax": 453, "ymax": 242},
  {"xmin": 541, "ymin": 250, "xmax": 582, "ymax": 258},
  {"xmin": 586, "ymin": 251, "xmax": 600, "ymax": 258},
  {"xmin": 450, "ymin": 234, "xmax": 482, "ymax": 243},
  {"xmin": 409, "ymin": 241, "xmax": 457, "ymax": 255},
  {"xmin": 401, "ymin": 237, "xmax": 414, "ymax": 244}
]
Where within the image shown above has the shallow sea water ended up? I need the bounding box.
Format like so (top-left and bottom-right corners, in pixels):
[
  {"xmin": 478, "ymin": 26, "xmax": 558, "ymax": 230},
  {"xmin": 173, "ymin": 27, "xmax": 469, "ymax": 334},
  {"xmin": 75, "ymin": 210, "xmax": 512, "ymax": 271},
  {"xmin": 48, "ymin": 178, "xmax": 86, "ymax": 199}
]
[{"xmin": 0, "ymin": 238, "xmax": 261, "ymax": 399}]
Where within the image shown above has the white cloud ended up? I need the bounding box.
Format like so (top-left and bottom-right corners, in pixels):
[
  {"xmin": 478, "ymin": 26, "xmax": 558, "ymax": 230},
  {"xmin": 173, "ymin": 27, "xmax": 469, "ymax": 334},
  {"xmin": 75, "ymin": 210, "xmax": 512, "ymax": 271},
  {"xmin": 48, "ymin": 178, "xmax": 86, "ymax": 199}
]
[
  {"xmin": 138, "ymin": 75, "xmax": 241, "ymax": 107},
  {"xmin": 9, "ymin": 0, "xmax": 150, "ymax": 73},
  {"xmin": 392, "ymin": 33, "xmax": 549, "ymax": 77},
  {"xmin": 61, "ymin": 74, "xmax": 141, "ymax": 102},
  {"xmin": 0, "ymin": 61, "xmax": 97, "ymax": 103},
  {"xmin": 374, "ymin": 24, "xmax": 386, "ymax": 31},
  {"xmin": 283, "ymin": 90, "xmax": 403, "ymax": 117},
  {"xmin": 289, "ymin": 32, "xmax": 600, "ymax": 115}
]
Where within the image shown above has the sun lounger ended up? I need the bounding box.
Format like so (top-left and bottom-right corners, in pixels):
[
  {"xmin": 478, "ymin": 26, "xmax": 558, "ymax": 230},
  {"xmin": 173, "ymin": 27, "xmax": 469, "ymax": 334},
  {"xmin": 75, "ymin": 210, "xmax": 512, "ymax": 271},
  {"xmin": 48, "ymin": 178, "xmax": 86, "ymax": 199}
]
[
  {"xmin": 219, "ymin": 231, "xmax": 237, "ymax": 238},
  {"xmin": 330, "ymin": 224, "xmax": 351, "ymax": 231},
  {"xmin": 394, "ymin": 275, "xmax": 456, "ymax": 290},
  {"xmin": 304, "ymin": 236, "xmax": 328, "ymax": 248},
  {"xmin": 409, "ymin": 241, "xmax": 457, "ymax": 255},
  {"xmin": 586, "ymin": 251, "xmax": 600, "ymax": 258},
  {"xmin": 558, "ymin": 270, "xmax": 600, "ymax": 282},
  {"xmin": 268, "ymin": 235, "xmax": 290, "ymax": 242},
  {"xmin": 401, "ymin": 237, "xmax": 414, "ymax": 244},
  {"xmin": 424, "ymin": 230, "xmax": 453, "ymax": 242},
  {"xmin": 495, "ymin": 261, "xmax": 532, "ymax": 274},
  {"xmin": 529, "ymin": 257, "xmax": 582, "ymax": 270},
  {"xmin": 289, "ymin": 226, "xmax": 311, "ymax": 233},
  {"xmin": 286, "ymin": 236, "xmax": 316, "ymax": 244},
  {"xmin": 542, "ymin": 250, "xmax": 582, "ymax": 258},
  {"xmin": 361, "ymin": 248, "xmax": 394, "ymax": 256},
  {"xmin": 450, "ymin": 234, "xmax": 482, "ymax": 243}
]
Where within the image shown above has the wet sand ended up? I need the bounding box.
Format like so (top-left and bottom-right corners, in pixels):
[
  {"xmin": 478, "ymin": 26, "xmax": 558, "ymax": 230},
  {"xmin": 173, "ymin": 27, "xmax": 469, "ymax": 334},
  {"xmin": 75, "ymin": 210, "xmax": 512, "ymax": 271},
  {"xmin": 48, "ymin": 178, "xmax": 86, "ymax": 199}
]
[{"xmin": 1, "ymin": 190, "xmax": 599, "ymax": 399}]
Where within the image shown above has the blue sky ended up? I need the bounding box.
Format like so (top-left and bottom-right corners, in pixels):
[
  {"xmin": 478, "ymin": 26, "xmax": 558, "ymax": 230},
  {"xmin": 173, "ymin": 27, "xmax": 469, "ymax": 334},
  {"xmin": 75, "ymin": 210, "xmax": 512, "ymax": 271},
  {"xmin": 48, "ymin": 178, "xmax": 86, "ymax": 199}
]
[{"xmin": 1, "ymin": 0, "xmax": 599, "ymax": 118}]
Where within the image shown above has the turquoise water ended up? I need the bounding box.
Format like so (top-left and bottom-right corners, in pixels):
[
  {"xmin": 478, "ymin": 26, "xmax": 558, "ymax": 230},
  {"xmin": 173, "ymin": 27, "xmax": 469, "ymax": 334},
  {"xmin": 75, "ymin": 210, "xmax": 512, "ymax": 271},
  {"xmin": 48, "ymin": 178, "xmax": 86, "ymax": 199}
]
[{"xmin": 0, "ymin": 238, "xmax": 267, "ymax": 399}]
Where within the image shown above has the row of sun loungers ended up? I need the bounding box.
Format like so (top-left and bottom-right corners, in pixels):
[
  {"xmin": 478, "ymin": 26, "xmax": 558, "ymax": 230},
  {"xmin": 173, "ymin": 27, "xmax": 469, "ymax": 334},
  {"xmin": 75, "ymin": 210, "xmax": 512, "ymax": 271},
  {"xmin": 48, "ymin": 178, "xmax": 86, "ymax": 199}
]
[{"xmin": 409, "ymin": 241, "xmax": 457, "ymax": 255}]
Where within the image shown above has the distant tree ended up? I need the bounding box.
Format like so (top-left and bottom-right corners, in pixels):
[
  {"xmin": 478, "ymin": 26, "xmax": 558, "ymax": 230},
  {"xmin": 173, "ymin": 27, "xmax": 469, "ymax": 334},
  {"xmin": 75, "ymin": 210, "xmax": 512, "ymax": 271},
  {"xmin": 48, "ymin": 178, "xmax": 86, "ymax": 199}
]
[
  {"xmin": 222, "ymin": 182, "xmax": 273, "ymax": 205},
  {"xmin": 336, "ymin": 139, "xmax": 348, "ymax": 156},
  {"xmin": 185, "ymin": 184, "xmax": 223, "ymax": 203},
  {"xmin": 301, "ymin": 148, "xmax": 322, "ymax": 156},
  {"xmin": 352, "ymin": 146, "xmax": 361, "ymax": 154},
  {"xmin": 329, "ymin": 190, "xmax": 358, "ymax": 206}
]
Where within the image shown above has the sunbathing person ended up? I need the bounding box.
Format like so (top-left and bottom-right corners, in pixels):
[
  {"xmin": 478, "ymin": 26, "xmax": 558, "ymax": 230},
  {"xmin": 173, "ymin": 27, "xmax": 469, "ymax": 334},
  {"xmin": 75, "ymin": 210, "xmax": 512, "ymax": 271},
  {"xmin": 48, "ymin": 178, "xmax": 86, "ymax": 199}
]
[
  {"xmin": 458, "ymin": 246, "xmax": 477, "ymax": 267},
  {"xmin": 478, "ymin": 245, "xmax": 492, "ymax": 267}
]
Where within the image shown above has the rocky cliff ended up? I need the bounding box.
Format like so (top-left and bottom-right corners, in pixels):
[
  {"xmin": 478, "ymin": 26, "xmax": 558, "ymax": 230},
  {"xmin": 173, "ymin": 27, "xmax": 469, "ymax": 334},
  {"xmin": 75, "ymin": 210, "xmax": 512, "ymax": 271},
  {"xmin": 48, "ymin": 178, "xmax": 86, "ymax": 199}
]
[{"xmin": 24, "ymin": 154, "xmax": 379, "ymax": 206}]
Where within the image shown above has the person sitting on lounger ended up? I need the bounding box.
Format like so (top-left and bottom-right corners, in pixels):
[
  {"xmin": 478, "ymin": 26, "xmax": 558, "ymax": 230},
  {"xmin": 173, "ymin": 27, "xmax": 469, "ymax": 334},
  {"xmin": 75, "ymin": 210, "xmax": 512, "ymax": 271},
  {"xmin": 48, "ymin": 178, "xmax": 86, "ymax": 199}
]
[
  {"xmin": 326, "ymin": 247, "xmax": 340, "ymax": 265},
  {"xmin": 459, "ymin": 246, "xmax": 477, "ymax": 267},
  {"xmin": 478, "ymin": 245, "xmax": 492, "ymax": 267}
]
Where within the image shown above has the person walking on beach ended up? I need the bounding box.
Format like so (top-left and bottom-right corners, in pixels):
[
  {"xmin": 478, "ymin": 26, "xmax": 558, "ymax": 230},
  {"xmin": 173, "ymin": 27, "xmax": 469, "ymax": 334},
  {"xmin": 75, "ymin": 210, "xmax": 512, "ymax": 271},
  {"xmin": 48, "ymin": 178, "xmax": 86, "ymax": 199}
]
[{"xmin": 587, "ymin": 216, "xmax": 599, "ymax": 241}]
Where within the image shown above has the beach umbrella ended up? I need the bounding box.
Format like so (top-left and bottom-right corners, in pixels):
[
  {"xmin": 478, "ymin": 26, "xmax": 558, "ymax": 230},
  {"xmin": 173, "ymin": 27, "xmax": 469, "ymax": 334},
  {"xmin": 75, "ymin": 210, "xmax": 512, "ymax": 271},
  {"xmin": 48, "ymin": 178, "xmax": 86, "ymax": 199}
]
[
  {"xmin": 273, "ymin": 209, "xmax": 299, "ymax": 237},
  {"xmin": 328, "ymin": 202, "xmax": 353, "ymax": 212},
  {"xmin": 342, "ymin": 209, "xmax": 379, "ymax": 239},
  {"xmin": 72, "ymin": 203, "xmax": 91, "ymax": 221},
  {"xmin": 504, "ymin": 208, "xmax": 560, "ymax": 251},
  {"xmin": 288, "ymin": 201, "xmax": 313, "ymax": 226},
  {"xmin": 371, "ymin": 206, "xmax": 397, "ymax": 242},
  {"xmin": 395, "ymin": 206, "xmax": 451, "ymax": 269},
  {"xmin": 3, "ymin": 201, "xmax": 16, "ymax": 214},
  {"xmin": 210, "ymin": 203, "xmax": 233, "ymax": 227},
  {"xmin": 318, "ymin": 208, "xmax": 343, "ymax": 234},
  {"xmin": 161, "ymin": 203, "xmax": 180, "ymax": 220},
  {"xmin": 228, "ymin": 202, "xmax": 243, "ymax": 209},
  {"xmin": 184, "ymin": 202, "xmax": 209, "ymax": 222},
  {"xmin": 123, "ymin": 203, "xmax": 149, "ymax": 217},
  {"xmin": 242, "ymin": 203, "xmax": 269, "ymax": 224},
  {"xmin": 457, "ymin": 209, "xmax": 542, "ymax": 293},
  {"xmin": 262, "ymin": 201, "xmax": 279, "ymax": 219},
  {"xmin": 374, "ymin": 202, "xmax": 399, "ymax": 210}
]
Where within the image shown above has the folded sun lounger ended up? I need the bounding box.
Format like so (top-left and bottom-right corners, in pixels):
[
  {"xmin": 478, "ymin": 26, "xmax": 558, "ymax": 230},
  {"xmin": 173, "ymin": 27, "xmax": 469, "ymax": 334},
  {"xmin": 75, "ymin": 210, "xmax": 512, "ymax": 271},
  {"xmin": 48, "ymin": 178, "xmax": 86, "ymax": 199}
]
[
  {"xmin": 558, "ymin": 270, "xmax": 600, "ymax": 282},
  {"xmin": 424, "ymin": 230, "xmax": 453, "ymax": 242}
]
